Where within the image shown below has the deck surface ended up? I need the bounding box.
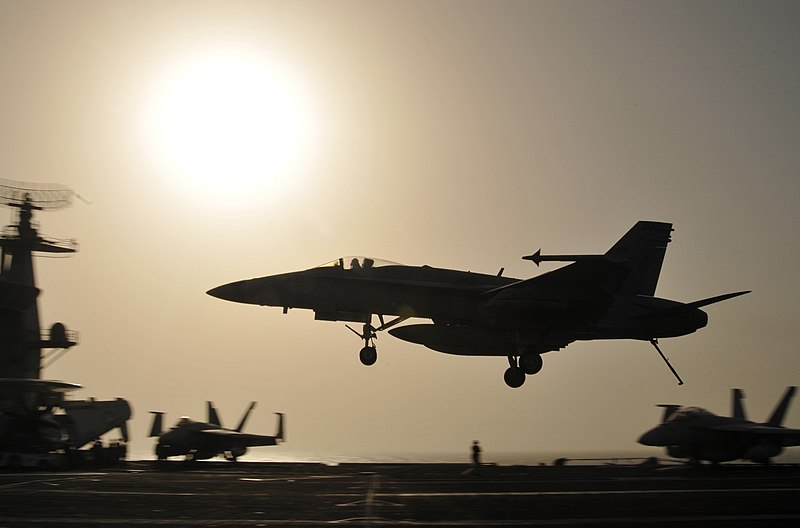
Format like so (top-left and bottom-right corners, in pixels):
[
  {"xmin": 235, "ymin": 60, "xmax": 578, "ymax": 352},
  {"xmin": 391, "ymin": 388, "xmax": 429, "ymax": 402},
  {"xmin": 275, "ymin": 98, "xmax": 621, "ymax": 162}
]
[{"xmin": 2, "ymin": 461, "xmax": 800, "ymax": 526}]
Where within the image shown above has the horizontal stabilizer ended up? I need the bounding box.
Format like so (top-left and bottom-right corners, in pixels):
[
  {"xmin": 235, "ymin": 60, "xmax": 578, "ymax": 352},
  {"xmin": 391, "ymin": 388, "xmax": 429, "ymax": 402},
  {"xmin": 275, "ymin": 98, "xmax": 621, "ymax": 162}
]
[
  {"xmin": 636, "ymin": 291, "xmax": 751, "ymax": 321},
  {"xmin": 686, "ymin": 291, "xmax": 751, "ymax": 309}
]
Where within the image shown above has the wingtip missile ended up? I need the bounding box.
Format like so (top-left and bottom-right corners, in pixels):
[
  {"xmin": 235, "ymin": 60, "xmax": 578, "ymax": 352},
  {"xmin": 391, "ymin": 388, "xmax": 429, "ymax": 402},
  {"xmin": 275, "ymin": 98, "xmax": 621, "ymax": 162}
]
[{"xmin": 522, "ymin": 249, "xmax": 543, "ymax": 266}]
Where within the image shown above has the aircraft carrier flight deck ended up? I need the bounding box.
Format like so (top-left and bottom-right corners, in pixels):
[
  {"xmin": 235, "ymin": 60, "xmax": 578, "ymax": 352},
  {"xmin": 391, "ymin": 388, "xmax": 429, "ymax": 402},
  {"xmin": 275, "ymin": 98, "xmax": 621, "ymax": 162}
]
[{"xmin": 2, "ymin": 460, "xmax": 800, "ymax": 527}]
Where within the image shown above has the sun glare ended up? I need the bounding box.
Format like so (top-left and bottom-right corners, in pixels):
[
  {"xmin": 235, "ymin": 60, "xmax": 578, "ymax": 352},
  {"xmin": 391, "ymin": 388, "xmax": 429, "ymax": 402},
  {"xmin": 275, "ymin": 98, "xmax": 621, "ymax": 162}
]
[{"xmin": 141, "ymin": 47, "xmax": 317, "ymax": 208}]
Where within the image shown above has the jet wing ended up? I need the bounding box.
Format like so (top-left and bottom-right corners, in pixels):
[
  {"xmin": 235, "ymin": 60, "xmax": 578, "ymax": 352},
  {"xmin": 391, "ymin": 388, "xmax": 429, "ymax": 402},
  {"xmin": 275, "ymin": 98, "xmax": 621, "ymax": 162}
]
[
  {"xmin": 483, "ymin": 259, "xmax": 630, "ymax": 319},
  {"xmin": 708, "ymin": 424, "xmax": 800, "ymax": 446},
  {"xmin": 195, "ymin": 429, "xmax": 279, "ymax": 447}
]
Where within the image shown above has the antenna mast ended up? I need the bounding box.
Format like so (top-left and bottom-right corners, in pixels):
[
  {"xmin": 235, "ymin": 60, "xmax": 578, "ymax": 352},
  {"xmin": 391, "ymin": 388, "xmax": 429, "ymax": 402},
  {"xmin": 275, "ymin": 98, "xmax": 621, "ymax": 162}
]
[{"xmin": 0, "ymin": 178, "xmax": 73, "ymax": 210}]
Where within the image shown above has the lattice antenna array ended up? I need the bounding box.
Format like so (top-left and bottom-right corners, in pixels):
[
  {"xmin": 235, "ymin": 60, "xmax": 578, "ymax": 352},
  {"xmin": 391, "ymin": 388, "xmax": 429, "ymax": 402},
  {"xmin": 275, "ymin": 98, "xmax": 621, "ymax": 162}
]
[{"xmin": 0, "ymin": 178, "xmax": 73, "ymax": 210}]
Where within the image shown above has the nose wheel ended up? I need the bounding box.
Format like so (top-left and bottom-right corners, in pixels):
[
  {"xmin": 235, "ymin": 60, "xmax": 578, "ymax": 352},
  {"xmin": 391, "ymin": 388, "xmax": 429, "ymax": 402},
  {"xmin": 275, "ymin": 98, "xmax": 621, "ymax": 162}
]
[
  {"xmin": 347, "ymin": 315, "xmax": 410, "ymax": 367},
  {"xmin": 348, "ymin": 322, "xmax": 378, "ymax": 366},
  {"xmin": 359, "ymin": 345, "xmax": 377, "ymax": 366}
]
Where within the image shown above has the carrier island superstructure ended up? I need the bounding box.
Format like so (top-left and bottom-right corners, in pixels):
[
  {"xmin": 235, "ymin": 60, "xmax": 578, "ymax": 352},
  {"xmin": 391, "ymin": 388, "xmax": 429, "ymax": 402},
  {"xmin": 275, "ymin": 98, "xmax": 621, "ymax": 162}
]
[{"xmin": 0, "ymin": 180, "xmax": 130, "ymax": 468}]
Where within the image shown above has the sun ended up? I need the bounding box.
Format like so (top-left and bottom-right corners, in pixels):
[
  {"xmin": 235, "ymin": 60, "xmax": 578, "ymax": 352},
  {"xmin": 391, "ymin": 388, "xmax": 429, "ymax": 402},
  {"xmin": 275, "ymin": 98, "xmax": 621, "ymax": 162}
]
[{"xmin": 140, "ymin": 46, "xmax": 318, "ymax": 208}]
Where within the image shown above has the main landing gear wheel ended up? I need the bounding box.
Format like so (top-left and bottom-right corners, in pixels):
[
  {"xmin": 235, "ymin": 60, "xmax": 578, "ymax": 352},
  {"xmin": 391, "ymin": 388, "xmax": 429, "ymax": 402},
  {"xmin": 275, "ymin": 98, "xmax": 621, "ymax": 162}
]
[
  {"xmin": 504, "ymin": 355, "xmax": 526, "ymax": 388},
  {"xmin": 504, "ymin": 367, "xmax": 526, "ymax": 388},
  {"xmin": 359, "ymin": 345, "xmax": 377, "ymax": 366},
  {"xmin": 520, "ymin": 354, "xmax": 543, "ymax": 375},
  {"xmin": 504, "ymin": 354, "xmax": 544, "ymax": 388}
]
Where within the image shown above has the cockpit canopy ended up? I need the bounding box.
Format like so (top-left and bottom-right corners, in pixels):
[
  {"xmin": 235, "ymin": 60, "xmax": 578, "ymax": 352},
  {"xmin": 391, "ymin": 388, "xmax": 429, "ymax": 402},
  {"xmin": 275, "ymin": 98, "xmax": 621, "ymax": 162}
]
[
  {"xmin": 666, "ymin": 407, "xmax": 714, "ymax": 423},
  {"xmin": 316, "ymin": 256, "xmax": 401, "ymax": 271},
  {"xmin": 174, "ymin": 417, "xmax": 194, "ymax": 428}
]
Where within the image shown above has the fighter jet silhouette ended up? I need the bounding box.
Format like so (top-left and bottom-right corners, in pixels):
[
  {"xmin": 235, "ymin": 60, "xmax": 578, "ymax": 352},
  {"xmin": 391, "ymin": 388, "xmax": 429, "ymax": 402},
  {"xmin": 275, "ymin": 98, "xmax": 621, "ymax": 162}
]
[
  {"xmin": 149, "ymin": 402, "xmax": 283, "ymax": 461},
  {"xmin": 209, "ymin": 221, "xmax": 748, "ymax": 388},
  {"xmin": 639, "ymin": 387, "xmax": 800, "ymax": 464}
]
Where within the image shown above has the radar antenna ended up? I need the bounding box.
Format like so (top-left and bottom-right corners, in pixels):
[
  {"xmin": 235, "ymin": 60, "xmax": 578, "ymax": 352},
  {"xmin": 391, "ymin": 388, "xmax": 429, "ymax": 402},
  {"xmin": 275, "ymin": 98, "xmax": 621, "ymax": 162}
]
[{"xmin": 0, "ymin": 178, "xmax": 73, "ymax": 210}]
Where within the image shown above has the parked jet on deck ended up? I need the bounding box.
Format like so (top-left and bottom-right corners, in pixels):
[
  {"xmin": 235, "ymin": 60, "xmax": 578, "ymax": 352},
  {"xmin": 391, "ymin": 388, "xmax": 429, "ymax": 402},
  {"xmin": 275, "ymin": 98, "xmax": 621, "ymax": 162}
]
[
  {"xmin": 149, "ymin": 402, "xmax": 284, "ymax": 461},
  {"xmin": 639, "ymin": 387, "xmax": 800, "ymax": 464},
  {"xmin": 208, "ymin": 221, "xmax": 748, "ymax": 388}
]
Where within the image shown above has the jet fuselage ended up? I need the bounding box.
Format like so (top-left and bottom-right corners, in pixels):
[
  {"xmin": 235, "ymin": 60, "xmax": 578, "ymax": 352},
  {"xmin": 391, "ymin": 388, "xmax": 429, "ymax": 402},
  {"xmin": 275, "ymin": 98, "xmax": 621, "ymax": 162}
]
[
  {"xmin": 639, "ymin": 411, "xmax": 786, "ymax": 462},
  {"xmin": 207, "ymin": 222, "xmax": 748, "ymax": 387},
  {"xmin": 208, "ymin": 262, "xmax": 711, "ymax": 356},
  {"xmin": 209, "ymin": 264, "xmax": 513, "ymax": 324},
  {"xmin": 639, "ymin": 388, "xmax": 800, "ymax": 464}
]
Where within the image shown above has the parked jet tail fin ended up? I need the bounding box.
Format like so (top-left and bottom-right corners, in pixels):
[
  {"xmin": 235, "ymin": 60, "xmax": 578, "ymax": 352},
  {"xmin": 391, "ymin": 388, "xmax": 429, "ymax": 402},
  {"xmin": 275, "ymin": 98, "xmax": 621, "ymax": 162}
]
[
  {"xmin": 148, "ymin": 411, "xmax": 164, "ymax": 437},
  {"xmin": 766, "ymin": 386, "xmax": 797, "ymax": 427},
  {"xmin": 605, "ymin": 221, "xmax": 672, "ymax": 297},
  {"xmin": 207, "ymin": 401, "xmax": 222, "ymax": 427},
  {"xmin": 275, "ymin": 412, "xmax": 285, "ymax": 442},
  {"xmin": 657, "ymin": 404, "xmax": 681, "ymax": 423},
  {"xmin": 732, "ymin": 388, "xmax": 747, "ymax": 420},
  {"xmin": 235, "ymin": 401, "xmax": 257, "ymax": 432}
]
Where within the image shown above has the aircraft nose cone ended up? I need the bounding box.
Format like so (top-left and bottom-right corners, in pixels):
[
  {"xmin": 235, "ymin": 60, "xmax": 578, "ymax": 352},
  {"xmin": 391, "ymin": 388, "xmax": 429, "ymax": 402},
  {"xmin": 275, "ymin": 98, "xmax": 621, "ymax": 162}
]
[
  {"xmin": 207, "ymin": 282, "xmax": 241, "ymax": 302},
  {"xmin": 207, "ymin": 280, "xmax": 257, "ymax": 304},
  {"xmin": 637, "ymin": 424, "xmax": 686, "ymax": 446},
  {"xmin": 207, "ymin": 275, "xmax": 288, "ymax": 306},
  {"xmin": 638, "ymin": 428, "xmax": 665, "ymax": 446}
]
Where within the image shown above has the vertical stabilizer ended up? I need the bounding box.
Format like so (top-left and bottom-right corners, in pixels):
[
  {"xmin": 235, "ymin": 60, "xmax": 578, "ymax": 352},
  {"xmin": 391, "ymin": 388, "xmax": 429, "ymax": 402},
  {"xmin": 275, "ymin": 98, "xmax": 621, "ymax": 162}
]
[
  {"xmin": 275, "ymin": 412, "xmax": 285, "ymax": 442},
  {"xmin": 605, "ymin": 221, "xmax": 672, "ymax": 296},
  {"xmin": 235, "ymin": 401, "xmax": 257, "ymax": 432},
  {"xmin": 207, "ymin": 401, "xmax": 222, "ymax": 427},
  {"xmin": 766, "ymin": 386, "xmax": 797, "ymax": 427},
  {"xmin": 732, "ymin": 388, "xmax": 747, "ymax": 420},
  {"xmin": 657, "ymin": 404, "xmax": 681, "ymax": 423},
  {"xmin": 149, "ymin": 411, "xmax": 164, "ymax": 437}
]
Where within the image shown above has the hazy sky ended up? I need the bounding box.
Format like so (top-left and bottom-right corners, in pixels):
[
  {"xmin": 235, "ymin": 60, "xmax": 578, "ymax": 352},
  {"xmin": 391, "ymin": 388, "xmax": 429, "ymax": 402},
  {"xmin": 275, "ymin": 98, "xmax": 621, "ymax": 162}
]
[{"xmin": 2, "ymin": 0, "xmax": 799, "ymax": 461}]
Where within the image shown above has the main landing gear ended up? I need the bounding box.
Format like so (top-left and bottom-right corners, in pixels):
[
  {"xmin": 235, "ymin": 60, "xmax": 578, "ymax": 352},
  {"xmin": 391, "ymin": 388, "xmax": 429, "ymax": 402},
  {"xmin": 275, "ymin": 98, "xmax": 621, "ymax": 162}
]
[
  {"xmin": 346, "ymin": 315, "xmax": 409, "ymax": 367},
  {"xmin": 504, "ymin": 353, "xmax": 544, "ymax": 388}
]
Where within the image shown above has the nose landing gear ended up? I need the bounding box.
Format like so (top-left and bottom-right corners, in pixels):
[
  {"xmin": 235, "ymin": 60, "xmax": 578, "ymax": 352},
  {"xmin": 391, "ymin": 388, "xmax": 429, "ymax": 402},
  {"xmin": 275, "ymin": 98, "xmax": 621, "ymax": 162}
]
[
  {"xmin": 347, "ymin": 322, "xmax": 378, "ymax": 366},
  {"xmin": 347, "ymin": 315, "xmax": 409, "ymax": 367}
]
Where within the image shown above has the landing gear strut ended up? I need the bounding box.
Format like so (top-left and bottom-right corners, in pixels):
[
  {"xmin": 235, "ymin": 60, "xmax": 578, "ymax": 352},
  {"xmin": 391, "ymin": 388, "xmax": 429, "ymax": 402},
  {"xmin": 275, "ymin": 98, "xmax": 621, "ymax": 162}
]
[{"xmin": 347, "ymin": 315, "xmax": 409, "ymax": 367}]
